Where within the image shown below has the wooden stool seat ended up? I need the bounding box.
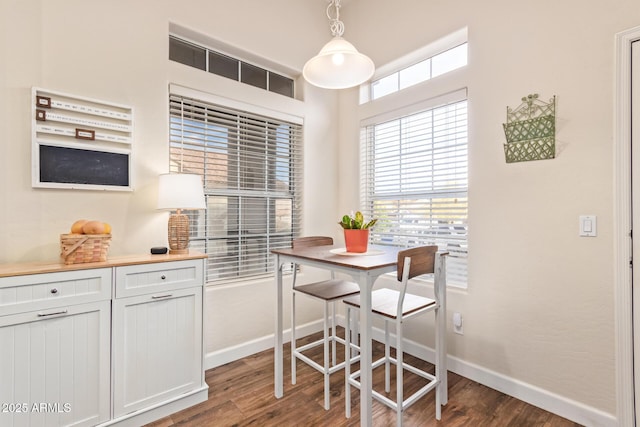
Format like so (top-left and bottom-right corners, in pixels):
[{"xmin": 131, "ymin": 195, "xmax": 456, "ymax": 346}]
[
  {"xmin": 343, "ymin": 288, "xmax": 435, "ymax": 319},
  {"xmin": 294, "ymin": 279, "xmax": 360, "ymax": 301}
]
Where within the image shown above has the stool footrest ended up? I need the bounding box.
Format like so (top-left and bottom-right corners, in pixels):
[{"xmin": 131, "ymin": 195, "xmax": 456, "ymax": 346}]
[
  {"xmin": 294, "ymin": 350, "xmax": 346, "ymax": 374},
  {"xmin": 295, "ymin": 335, "xmax": 346, "ymax": 354},
  {"xmin": 347, "ymin": 355, "xmax": 438, "ymax": 412}
]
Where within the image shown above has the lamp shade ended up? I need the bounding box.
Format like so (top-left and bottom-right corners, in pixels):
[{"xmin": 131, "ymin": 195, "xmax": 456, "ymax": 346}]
[
  {"xmin": 157, "ymin": 173, "xmax": 206, "ymax": 210},
  {"xmin": 303, "ymin": 36, "xmax": 375, "ymax": 89}
]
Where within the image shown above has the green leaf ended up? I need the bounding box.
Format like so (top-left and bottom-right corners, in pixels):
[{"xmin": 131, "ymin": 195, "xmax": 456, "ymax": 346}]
[
  {"xmin": 351, "ymin": 211, "xmax": 362, "ymax": 229},
  {"xmin": 339, "ymin": 211, "xmax": 377, "ymax": 229},
  {"xmin": 364, "ymin": 219, "xmax": 377, "ymax": 229}
]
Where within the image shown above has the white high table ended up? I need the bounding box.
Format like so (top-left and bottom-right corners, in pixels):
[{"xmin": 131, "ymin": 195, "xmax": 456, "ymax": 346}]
[{"xmin": 272, "ymin": 244, "xmax": 448, "ymax": 425}]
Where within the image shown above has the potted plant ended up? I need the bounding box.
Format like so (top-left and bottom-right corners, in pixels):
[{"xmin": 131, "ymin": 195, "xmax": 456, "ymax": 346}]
[{"xmin": 338, "ymin": 211, "xmax": 377, "ymax": 253}]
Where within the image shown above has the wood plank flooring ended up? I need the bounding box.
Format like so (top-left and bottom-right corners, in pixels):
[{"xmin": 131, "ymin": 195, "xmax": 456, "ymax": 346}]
[{"xmin": 146, "ymin": 331, "xmax": 583, "ymax": 426}]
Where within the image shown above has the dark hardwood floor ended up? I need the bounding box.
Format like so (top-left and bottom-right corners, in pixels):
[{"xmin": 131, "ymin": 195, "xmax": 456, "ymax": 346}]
[{"xmin": 146, "ymin": 331, "xmax": 583, "ymax": 426}]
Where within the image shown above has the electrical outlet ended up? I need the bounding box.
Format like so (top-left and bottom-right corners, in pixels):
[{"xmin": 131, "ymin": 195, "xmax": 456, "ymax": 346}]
[{"xmin": 453, "ymin": 312, "xmax": 463, "ymax": 335}]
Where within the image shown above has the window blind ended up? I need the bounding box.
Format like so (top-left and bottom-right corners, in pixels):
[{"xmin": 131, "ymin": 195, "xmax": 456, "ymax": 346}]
[
  {"xmin": 360, "ymin": 99, "xmax": 468, "ymax": 286},
  {"xmin": 169, "ymin": 93, "xmax": 303, "ymax": 283}
]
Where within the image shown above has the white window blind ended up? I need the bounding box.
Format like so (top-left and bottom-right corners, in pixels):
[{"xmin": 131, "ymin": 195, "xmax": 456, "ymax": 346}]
[
  {"xmin": 169, "ymin": 94, "xmax": 303, "ymax": 283},
  {"xmin": 360, "ymin": 99, "xmax": 468, "ymax": 286}
]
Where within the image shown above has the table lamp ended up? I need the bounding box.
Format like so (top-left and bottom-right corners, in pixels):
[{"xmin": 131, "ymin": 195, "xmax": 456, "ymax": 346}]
[{"xmin": 157, "ymin": 173, "xmax": 206, "ymax": 254}]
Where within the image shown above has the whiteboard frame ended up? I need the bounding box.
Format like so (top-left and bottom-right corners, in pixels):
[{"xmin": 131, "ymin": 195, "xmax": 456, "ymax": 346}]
[{"xmin": 31, "ymin": 87, "xmax": 134, "ymax": 191}]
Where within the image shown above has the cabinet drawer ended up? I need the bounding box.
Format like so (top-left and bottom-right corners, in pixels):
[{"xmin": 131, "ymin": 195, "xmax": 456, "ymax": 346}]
[
  {"xmin": 0, "ymin": 268, "xmax": 111, "ymax": 316},
  {"xmin": 115, "ymin": 259, "xmax": 203, "ymax": 298}
]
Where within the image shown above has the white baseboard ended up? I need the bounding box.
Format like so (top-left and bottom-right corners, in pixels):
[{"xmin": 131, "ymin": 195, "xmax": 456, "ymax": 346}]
[
  {"xmin": 205, "ymin": 319, "xmax": 323, "ymax": 370},
  {"xmin": 205, "ymin": 318, "xmax": 617, "ymax": 427},
  {"xmin": 391, "ymin": 332, "xmax": 616, "ymax": 427}
]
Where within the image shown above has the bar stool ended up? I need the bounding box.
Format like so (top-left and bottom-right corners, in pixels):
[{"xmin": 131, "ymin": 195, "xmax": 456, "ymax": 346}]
[
  {"xmin": 290, "ymin": 236, "xmax": 360, "ymax": 410},
  {"xmin": 343, "ymin": 246, "xmax": 447, "ymax": 425}
]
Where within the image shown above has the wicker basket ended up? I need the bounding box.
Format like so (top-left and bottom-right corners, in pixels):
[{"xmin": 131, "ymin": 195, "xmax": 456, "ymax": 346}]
[
  {"xmin": 503, "ymin": 136, "xmax": 556, "ymax": 163},
  {"xmin": 503, "ymin": 114, "xmax": 555, "ymax": 143},
  {"xmin": 60, "ymin": 234, "xmax": 112, "ymax": 265},
  {"xmin": 502, "ymin": 94, "xmax": 556, "ymax": 163}
]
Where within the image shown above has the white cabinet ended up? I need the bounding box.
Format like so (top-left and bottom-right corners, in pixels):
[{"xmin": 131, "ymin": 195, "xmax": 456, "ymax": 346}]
[
  {"xmin": 0, "ymin": 253, "xmax": 207, "ymax": 427},
  {"xmin": 0, "ymin": 270, "xmax": 111, "ymax": 427},
  {"xmin": 112, "ymin": 262, "xmax": 203, "ymax": 418}
]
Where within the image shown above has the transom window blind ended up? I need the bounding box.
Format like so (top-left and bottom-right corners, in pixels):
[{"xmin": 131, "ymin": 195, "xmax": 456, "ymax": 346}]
[
  {"xmin": 169, "ymin": 93, "xmax": 303, "ymax": 283},
  {"xmin": 360, "ymin": 99, "xmax": 468, "ymax": 286}
]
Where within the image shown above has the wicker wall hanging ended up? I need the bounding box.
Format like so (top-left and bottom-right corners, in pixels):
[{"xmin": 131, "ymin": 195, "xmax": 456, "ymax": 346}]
[{"xmin": 503, "ymin": 93, "xmax": 556, "ymax": 163}]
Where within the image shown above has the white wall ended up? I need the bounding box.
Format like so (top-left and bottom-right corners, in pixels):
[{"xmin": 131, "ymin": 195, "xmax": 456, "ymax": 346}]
[
  {"xmin": 2, "ymin": 0, "xmax": 640, "ymax": 424},
  {"xmin": 337, "ymin": 0, "xmax": 640, "ymax": 420},
  {"xmin": 0, "ymin": 0, "xmax": 341, "ymax": 377}
]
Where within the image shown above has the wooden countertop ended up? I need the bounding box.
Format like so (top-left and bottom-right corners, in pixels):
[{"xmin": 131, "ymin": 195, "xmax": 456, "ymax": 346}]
[{"xmin": 0, "ymin": 251, "xmax": 207, "ymax": 278}]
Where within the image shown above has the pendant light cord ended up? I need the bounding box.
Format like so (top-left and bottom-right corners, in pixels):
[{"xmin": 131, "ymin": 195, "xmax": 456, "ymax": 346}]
[{"xmin": 327, "ymin": 0, "xmax": 345, "ymax": 37}]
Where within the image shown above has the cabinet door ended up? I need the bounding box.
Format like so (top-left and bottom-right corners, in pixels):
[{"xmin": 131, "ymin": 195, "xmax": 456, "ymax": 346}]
[
  {"xmin": 0, "ymin": 301, "xmax": 111, "ymax": 427},
  {"xmin": 112, "ymin": 287, "xmax": 203, "ymax": 417}
]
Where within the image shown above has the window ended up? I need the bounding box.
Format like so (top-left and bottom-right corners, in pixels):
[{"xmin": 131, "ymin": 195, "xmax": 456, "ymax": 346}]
[
  {"xmin": 209, "ymin": 51, "xmax": 239, "ymax": 80},
  {"xmin": 169, "ymin": 93, "xmax": 303, "ymax": 283},
  {"xmin": 360, "ymin": 96, "xmax": 468, "ymax": 286},
  {"xmin": 169, "ymin": 37, "xmax": 206, "ymax": 71},
  {"xmin": 241, "ymin": 63, "xmax": 267, "ymax": 90},
  {"xmin": 369, "ymin": 43, "xmax": 468, "ymax": 102},
  {"xmin": 169, "ymin": 36, "xmax": 294, "ymax": 98}
]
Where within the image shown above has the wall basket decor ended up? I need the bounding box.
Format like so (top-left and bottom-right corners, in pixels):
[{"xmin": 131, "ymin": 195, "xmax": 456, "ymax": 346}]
[{"xmin": 503, "ymin": 93, "xmax": 556, "ymax": 163}]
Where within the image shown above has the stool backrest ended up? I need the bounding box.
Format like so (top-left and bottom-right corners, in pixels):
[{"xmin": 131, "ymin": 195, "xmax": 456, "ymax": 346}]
[
  {"xmin": 397, "ymin": 246, "xmax": 438, "ymax": 282},
  {"xmin": 395, "ymin": 246, "xmax": 447, "ymax": 320},
  {"xmin": 293, "ymin": 236, "xmax": 333, "ymax": 248},
  {"xmin": 291, "ymin": 236, "xmax": 335, "ymax": 283}
]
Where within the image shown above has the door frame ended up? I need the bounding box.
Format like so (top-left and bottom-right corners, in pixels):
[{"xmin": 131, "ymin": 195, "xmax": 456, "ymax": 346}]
[{"xmin": 615, "ymin": 24, "xmax": 640, "ymax": 427}]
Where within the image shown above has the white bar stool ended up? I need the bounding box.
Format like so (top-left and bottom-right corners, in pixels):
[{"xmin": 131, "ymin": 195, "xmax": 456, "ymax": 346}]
[
  {"xmin": 290, "ymin": 236, "xmax": 360, "ymax": 410},
  {"xmin": 343, "ymin": 246, "xmax": 448, "ymax": 425}
]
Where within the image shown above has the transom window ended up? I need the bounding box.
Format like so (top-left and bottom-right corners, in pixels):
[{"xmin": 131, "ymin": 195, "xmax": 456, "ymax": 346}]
[
  {"xmin": 169, "ymin": 35, "xmax": 295, "ymax": 98},
  {"xmin": 365, "ymin": 42, "xmax": 468, "ymax": 103},
  {"xmin": 370, "ymin": 43, "xmax": 467, "ymax": 101}
]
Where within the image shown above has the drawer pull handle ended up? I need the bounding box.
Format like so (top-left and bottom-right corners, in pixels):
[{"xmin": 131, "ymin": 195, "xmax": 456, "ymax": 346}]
[
  {"xmin": 161, "ymin": 275, "xmax": 166, "ymax": 280},
  {"xmin": 37, "ymin": 309, "xmax": 68, "ymax": 317},
  {"xmin": 151, "ymin": 294, "xmax": 173, "ymax": 300},
  {"xmin": 50, "ymin": 288, "xmax": 58, "ymax": 294}
]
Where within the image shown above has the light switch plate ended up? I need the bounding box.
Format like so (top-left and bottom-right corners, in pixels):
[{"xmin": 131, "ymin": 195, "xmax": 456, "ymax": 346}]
[{"xmin": 579, "ymin": 215, "xmax": 597, "ymax": 237}]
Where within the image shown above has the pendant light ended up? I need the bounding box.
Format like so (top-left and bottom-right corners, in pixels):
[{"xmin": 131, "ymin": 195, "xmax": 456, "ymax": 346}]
[{"xmin": 303, "ymin": 0, "xmax": 375, "ymax": 89}]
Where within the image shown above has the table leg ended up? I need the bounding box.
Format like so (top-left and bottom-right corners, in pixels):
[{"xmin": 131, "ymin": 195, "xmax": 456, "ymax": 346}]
[
  {"xmin": 435, "ymin": 253, "xmax": 448, "ymax": 405},
  {"xmin": 358, "ymin": 273, "xmax": 374, "ymax": 427},
  {"xmin": 440, "ymin": 282, "xmax": 448, "ymax": 404},
  {"xmin": 274, "ymin": 254, "xmax": 283, "ymax": 398}
]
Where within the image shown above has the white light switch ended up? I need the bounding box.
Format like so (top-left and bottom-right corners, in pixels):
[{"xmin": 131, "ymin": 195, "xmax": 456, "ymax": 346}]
[{"xmin": 579, "ymin": 215, "xmax": 597, "ymax": 237}]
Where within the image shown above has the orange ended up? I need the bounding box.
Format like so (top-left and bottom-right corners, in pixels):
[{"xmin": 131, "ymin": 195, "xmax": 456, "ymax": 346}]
[
  {"xmin": 82, "ymin": 220, "xmax": 106, "ymax": 234},
  {"xmin": 71, "ymin": 219, "xmax": 88, "ymax": 234}
]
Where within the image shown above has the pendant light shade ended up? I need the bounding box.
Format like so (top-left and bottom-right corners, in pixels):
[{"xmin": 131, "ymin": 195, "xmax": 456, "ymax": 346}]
[
  {"xmin": 303, "ymin": 36, "xmax": 375, "ymax": 89},
  {"xmin": 303, "ymin": 0, "xmax": 375, "ymax": 89}
]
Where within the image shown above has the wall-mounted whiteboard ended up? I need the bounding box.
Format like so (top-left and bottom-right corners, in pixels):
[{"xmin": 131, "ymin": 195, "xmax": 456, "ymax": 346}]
[{"xmin": 32, "ymin": 87, "xmax": 134, "ymax": 191}]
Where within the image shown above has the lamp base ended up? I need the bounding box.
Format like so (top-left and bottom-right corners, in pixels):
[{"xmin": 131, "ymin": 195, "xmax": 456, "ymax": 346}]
[
  {"xmin": 167, "ymin": 212, "xmax": 190, "ymax": 254},
  {"xmin": 169, "ymin": 248, "xmax": 189, "ymax": 255}
]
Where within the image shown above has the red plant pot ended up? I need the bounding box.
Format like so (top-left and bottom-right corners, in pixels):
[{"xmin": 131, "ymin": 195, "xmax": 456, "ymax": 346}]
[{"xmin": 344, "ymin": 229, "xmax": 369, "ymax": 253}]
